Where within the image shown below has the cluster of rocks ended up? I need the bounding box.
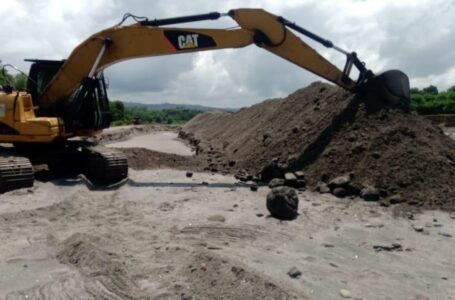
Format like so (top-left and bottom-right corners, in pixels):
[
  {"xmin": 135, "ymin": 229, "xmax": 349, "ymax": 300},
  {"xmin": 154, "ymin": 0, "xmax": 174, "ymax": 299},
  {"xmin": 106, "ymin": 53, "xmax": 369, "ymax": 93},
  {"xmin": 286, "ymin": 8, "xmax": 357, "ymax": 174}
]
[
  {"xmin": 315, "ymin": 173, "xmax": 408, "ymax": 206},
  {"xmin": 260, "ymin": 159, "xmax": 307, "ymax": 190}
]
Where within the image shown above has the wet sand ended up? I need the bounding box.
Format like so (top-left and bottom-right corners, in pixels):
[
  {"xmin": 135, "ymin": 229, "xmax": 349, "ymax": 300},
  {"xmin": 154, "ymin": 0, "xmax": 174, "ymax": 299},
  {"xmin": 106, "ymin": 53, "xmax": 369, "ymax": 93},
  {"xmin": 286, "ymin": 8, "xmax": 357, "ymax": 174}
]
[{"xmin": 107, "ymin": 131, "xmax": 194, "ymax": 156}]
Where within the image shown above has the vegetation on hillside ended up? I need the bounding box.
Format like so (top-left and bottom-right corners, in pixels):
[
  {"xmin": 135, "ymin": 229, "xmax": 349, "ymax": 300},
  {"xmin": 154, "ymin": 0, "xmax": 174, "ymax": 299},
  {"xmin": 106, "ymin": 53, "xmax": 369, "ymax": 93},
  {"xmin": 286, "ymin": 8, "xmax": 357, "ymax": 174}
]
[
  {"xmin": 110, "ymin": 100, "xmax": 203, "ymax": 126},
  {"xmin": 410, "ymin": 85, "xmax": 455, "ymax": 115},
  {"xmin": 110, "ymin": 85, "xmax": 455, "ymax": 126}
]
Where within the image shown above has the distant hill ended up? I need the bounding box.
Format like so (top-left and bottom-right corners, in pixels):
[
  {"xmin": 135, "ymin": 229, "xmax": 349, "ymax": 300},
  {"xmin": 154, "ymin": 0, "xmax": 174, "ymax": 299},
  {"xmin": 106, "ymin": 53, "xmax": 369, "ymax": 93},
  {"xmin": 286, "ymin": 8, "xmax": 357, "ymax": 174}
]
[{"xmin": 122, "ymin": 102, "xmax": 237, "ymax": 112}]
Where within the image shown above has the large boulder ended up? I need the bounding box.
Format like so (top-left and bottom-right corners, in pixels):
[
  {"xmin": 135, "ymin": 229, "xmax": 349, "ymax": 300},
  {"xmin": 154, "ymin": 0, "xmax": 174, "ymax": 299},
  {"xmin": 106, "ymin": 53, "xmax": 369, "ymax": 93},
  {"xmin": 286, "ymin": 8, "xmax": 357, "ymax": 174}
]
[{"xmin": 266, "ymin": 187, "xmax": 299, "ymax": 220}]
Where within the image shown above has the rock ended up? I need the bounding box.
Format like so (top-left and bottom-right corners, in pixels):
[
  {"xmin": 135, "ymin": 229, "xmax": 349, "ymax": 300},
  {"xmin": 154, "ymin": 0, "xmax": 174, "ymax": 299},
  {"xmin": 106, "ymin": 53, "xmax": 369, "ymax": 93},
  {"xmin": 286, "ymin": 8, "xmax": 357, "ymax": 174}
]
[
  {"xmin": 266, "ymin": 187, "xmax": 299, "ymax": 220},
  {"xmin": 292, "ymin": 127, "xmax": 299, "ymax": 134},
  {"xmin": 268, "ymin": 178, "xmax": 285, "ymax": 188},
  {"xmin": 294, "ymin": 171, "xmax": 306, "ymax": 179},
  {"xmin": 373, "ymin": 243, "xmax": 403, "ymax": 252},
  {"xmin": 238, "ymin": 176, "xmax": 248, "ymax": 182},
  {"xmin": 438, "ymin": 232, "xmax": 452, "ymax": 238},
  {"xmin": 284, "ymin": 172, "xmax": 298, "ymax": 187},
  {"xmin": 360, "ymin": 186, "xmax": 380, "ymax": 201},
  {"xmin": 261, "ymin": 160, "xmax": 285, "ymax": 182},
  {"xmin": 328, "ymin": 174, "xmax": 351, "ymax": 189},
  {"xmin": 412, "ymin": 224, "xmax": 424, "ymax": 232},
  {"xmin": 228, "ymin": 160, "xmax": 236, "ymax": 167},
  {"xmin": 316, "ymin": 181, "xmax": 330, "ymax": 194},
  {"xmin": 207, "ymin": 215, "xmax": 226, "ymax": 222},
  {"xmin": 284, "ymin": 173, "xmax": 297, "ymax": 181},
  {"xmin": 389, "ymin": 194, "xmax": 405, "ymax": 204},
  {"xmin": 296, "ymin": 180, "xmax": 306, "ymax": 188},
  {"xmin": 339, "ymin": 289, "xmax": 352, "ymax": 298},
  {"xmin": 186, "ymin": 171, "xmax": 193, "ymax": 178},
  {"xmin": 250, "ymin": 184, "xmax": 258, "ymax": 192},
  {"xmin": 332, "ymin": 187, "xmax": 349, "ymax": 198},
  {"xmin": 408, "ymin": 200, "xmax": 419, "ymax": 205},
  {"xmin": 328, "ymin": 175, "xmax": 359, "ymax": 197},
  {"xmin": 287, "ymin": 266, "xmax": 302, "ymax": 278}
]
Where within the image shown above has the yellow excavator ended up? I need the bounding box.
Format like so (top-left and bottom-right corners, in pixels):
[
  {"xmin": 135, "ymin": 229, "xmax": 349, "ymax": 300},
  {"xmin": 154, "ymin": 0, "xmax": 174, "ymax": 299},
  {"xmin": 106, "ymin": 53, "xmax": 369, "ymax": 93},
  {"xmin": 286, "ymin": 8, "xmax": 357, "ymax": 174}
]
[{"xmin": 0, "ymin": 8, "xmax": 410, "ymax": 193}]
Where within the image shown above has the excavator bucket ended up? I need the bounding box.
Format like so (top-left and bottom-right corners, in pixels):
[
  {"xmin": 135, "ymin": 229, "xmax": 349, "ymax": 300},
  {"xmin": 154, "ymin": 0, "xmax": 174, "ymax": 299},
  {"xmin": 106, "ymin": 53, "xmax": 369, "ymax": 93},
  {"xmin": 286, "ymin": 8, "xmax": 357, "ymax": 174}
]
[{"xmin": 361, "ymin": 70, "xmax": 411, "ymax": 112}]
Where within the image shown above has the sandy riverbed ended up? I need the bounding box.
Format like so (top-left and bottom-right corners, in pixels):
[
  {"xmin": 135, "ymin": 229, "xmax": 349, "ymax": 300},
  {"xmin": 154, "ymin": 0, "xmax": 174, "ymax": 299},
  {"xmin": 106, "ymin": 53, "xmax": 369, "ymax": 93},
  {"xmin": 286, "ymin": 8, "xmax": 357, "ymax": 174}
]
[
  {"xmin": 106, "ymin": 131, "xmax": 194, "ymax": 156},
  {"xmin": 0, "ymin": 168, "xmax": 454, "ymax": 299}
]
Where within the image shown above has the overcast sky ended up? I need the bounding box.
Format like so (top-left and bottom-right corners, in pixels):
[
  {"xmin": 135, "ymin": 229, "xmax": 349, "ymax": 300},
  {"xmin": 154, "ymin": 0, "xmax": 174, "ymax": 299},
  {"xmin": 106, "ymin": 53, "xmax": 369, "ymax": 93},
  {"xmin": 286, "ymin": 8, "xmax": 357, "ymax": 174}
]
[{"xmin": 1, "ymin": 0, "xmax": 454, "ymax": 107}]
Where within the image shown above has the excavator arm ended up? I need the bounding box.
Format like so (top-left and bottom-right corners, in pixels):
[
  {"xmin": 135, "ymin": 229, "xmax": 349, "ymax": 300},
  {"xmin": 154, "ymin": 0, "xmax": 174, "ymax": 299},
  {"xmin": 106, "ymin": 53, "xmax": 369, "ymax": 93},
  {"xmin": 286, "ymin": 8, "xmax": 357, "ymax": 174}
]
[{"xmin": 40, "ymin": 8, "xmax": 409, "ymax": 112}]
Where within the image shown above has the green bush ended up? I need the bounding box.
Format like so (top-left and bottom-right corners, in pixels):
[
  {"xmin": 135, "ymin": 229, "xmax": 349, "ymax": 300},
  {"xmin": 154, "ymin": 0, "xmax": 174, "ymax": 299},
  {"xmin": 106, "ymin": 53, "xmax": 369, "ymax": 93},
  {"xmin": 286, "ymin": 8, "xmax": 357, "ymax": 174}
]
[{"xmin": 411, "ymin": 86, "xmax": 455, "ymax": 115}]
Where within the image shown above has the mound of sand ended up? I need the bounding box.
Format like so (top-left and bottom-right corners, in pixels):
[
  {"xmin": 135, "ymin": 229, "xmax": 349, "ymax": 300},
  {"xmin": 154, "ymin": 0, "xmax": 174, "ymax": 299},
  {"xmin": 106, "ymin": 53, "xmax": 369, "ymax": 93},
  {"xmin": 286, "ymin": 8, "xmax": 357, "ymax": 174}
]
[{"xmin": 181, "ymin": 82, "xmax": 455, "ymax": 211}]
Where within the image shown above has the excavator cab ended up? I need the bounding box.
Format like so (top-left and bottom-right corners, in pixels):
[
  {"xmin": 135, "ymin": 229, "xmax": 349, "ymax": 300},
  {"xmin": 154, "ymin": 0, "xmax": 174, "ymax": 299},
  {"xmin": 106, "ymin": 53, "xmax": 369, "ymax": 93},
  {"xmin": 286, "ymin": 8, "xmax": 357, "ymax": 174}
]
[
  {"xmin": 26, "ymin": 59, "xmax": 64, "ymax": 108},
  {"xmin": 26, "ymin": 59, "xmax": 111, "ymax": 133}
]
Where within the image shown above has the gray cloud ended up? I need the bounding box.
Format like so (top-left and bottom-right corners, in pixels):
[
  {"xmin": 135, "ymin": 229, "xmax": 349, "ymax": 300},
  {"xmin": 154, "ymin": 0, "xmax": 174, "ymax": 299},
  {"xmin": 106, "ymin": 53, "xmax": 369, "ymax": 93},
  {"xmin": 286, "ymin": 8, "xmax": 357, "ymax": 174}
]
[{"xmin": 1, "ymin": 0, "xmax": 454, "ymax": 108}]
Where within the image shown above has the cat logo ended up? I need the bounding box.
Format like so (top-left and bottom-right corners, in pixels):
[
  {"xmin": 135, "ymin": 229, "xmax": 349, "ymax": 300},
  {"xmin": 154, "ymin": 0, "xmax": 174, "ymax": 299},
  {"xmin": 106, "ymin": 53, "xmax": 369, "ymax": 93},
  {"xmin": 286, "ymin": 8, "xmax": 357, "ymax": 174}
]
[
  {"xmin": 164, "ymin": 30, "xmax": 216, "ymax": 51},
  {"xmin": 178, "ymin": 34, "xmax": 199, "ymax": 49}
]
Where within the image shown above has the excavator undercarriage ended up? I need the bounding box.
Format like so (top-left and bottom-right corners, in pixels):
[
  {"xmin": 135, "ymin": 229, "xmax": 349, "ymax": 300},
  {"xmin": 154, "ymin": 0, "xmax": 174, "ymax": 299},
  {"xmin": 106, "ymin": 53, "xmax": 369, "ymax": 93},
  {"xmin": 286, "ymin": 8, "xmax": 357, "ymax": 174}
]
[{"xmin": 0, "ymin": 142, "xmax": 128, "ymax": 193}]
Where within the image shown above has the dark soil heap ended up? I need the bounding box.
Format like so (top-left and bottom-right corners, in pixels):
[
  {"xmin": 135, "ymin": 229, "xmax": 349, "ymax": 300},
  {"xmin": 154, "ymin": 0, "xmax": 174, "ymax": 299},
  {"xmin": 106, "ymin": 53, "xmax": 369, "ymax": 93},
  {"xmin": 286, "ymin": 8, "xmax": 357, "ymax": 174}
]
[
  {"xmin": 181, "ymin": 82, "xmax": 455, "ymax": 211},
  {"xmin": 182, "ymin": 82, "xmax": 354, "ymax": 173}
]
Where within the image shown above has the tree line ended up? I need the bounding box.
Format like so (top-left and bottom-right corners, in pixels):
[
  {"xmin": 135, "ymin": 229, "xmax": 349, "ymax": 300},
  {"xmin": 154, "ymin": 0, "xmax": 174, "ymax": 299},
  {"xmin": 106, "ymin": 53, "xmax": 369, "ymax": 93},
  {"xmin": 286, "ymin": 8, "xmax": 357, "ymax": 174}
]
[
  {"xmin": 110, "ymin": 101, "xmax": 202, "ymax": 126},
  {"xmin": 410, "ymin": 85, "xmax": 455, "ymax": 115}
]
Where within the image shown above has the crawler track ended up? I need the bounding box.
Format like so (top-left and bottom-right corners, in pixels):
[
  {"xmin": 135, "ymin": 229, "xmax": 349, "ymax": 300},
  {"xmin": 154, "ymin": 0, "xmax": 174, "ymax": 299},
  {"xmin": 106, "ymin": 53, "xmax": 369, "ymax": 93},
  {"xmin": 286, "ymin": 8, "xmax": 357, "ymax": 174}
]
[
  {"xmin": 83, "ymin": 146, "xmax": 128, "ymax": 184},
  {"xmin": 0, "ymin": 155, "xmax": 34, "ymax": 193}
]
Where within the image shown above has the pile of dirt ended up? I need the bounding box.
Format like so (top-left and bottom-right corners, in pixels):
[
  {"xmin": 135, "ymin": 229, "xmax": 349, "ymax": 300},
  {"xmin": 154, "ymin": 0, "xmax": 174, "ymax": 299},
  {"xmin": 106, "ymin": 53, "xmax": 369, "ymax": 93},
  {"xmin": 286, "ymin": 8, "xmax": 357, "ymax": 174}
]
[
  {"xmin": 181, "ymin": 82, "xmax": 354, "ymax": 174},
  {"xmin": 303, "ymin": 108, "xmax": 455, "ymax": 210},
  {"xmin": 181, "ymin": 82, "xmax": 455, "ymax": 211}
]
